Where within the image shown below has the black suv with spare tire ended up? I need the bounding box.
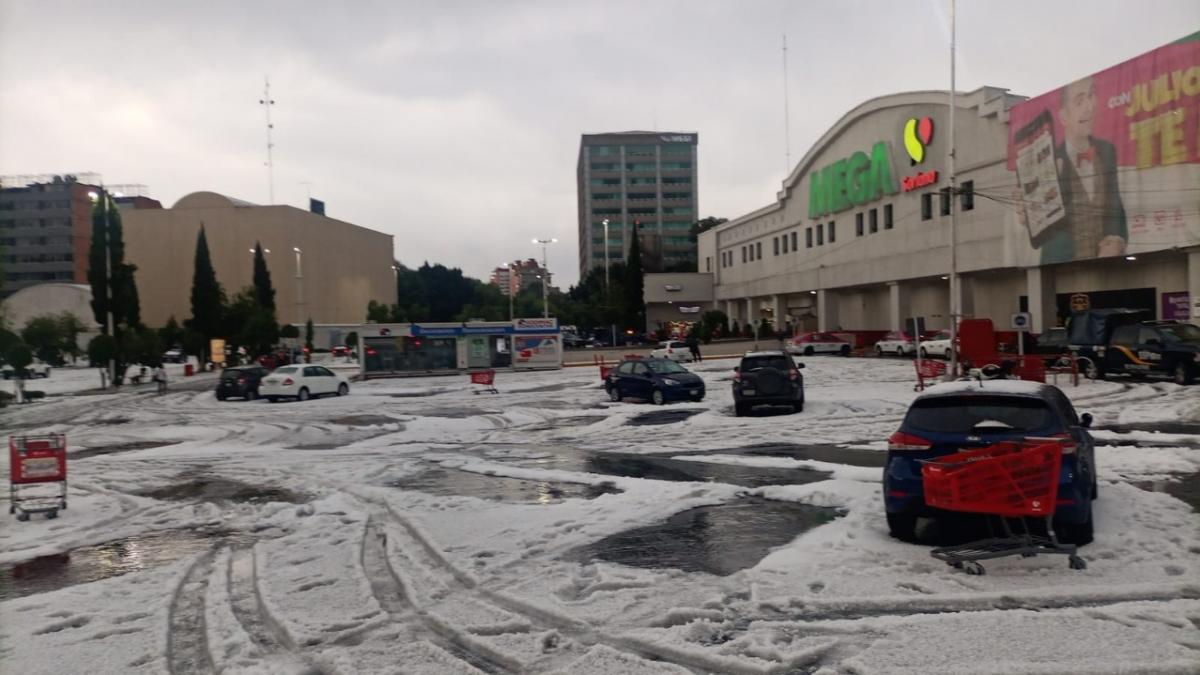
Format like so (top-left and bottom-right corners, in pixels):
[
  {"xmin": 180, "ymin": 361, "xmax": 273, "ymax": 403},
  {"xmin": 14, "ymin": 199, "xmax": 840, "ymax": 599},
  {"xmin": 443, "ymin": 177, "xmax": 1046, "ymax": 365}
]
[{"xmin": 732, "ymin": 351, "xmax": 805, "ymax": 416}]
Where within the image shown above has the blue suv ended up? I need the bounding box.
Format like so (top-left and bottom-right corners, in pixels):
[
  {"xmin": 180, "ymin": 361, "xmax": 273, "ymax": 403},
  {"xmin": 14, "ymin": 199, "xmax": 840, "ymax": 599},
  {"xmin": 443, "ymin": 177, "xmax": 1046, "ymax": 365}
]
[{"xmin": 883, "ymin": 381, "xmax": 1097, "ymax": 545}]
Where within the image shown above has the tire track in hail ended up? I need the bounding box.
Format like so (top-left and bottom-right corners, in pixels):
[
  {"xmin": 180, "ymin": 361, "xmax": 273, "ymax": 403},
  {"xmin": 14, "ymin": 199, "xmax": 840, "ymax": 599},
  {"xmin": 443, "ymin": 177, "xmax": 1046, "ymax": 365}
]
[{"xmin": 167, "ymin": 549, "xmax": 217, "ymax": 675}]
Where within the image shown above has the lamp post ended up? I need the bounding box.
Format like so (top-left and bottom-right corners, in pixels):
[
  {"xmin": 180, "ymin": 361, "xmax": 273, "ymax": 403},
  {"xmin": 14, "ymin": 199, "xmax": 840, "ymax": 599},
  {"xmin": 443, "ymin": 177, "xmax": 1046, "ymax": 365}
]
[
  {"xmin": 501, "ymin": 261, "xmax": 515, "ymax": 320},
  {"xmin": 532, "ymin": 237, "xmax": 557, "ymax": 319},
  {"xmin": 87, "ymin": 190, "xmax": 115, "ymax": 388},
  {"xmin": 601, "ymin": 219, "xmax": 615, "ymax": 347},
  {"xmin": 293, "ymin": 247, "xmax": 304, "ymax": 326}
]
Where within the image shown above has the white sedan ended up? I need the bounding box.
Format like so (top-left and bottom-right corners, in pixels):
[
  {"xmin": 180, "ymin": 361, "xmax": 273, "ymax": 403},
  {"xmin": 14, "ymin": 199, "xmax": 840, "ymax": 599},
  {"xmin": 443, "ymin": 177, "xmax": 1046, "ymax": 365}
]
[
  {"xmin": 918, "ymin": 331, "xmax": 955, "ymax": 359},
  {"xmin": 874, "ymin": 331, "xmax": 916, "ymax": 356},
  {"xmin": 649, "ymin": 340, "xmax": 693, "ymax": 362},
  {"xmin": 260, "ymin": 365, "xmax": 350, "ymax": 402}
]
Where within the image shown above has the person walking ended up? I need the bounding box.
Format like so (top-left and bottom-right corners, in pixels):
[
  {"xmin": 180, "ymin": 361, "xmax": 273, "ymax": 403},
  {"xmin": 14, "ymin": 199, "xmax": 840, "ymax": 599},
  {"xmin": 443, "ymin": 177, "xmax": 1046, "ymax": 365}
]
[
  {"xmin": 153, "ymin": 365, "xmax": 168, "ymax": 393},
  {"xmin": 687, "ymin": 332, "xmax": 702, "ymax": 363}
]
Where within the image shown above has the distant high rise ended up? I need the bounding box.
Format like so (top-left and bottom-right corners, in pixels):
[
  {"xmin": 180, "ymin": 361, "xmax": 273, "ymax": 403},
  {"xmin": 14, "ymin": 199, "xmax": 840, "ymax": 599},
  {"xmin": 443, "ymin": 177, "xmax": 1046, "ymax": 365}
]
[
  {"xmin": 576, "ymin": 131, "xmax": 698, "ymax": 281},
  {"xmin": 490, "ymin": 258, "xmax": 547, "ymax": 296}
]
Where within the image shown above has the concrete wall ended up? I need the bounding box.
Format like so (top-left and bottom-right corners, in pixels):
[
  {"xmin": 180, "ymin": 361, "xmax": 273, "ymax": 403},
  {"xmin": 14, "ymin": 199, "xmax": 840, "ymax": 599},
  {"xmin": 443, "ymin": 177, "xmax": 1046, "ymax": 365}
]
[
  {"xmin": 1, "ymin": 282, "xmax": 100, "ymax": 348},
  {"xmin": 123, "ymin": 192, "xmax": 396, "ymax": 328}
]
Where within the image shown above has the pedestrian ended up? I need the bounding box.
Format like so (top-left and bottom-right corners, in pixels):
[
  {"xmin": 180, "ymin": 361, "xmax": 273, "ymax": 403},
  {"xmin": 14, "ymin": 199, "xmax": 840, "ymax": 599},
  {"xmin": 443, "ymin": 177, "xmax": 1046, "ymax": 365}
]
[
  {"xmin": 687, "ymin": 333, "xmax": 702, "ymax": 363},
  {"xmin": 153, "ymin": 365, "xmax": 168, "ymax": 393}
]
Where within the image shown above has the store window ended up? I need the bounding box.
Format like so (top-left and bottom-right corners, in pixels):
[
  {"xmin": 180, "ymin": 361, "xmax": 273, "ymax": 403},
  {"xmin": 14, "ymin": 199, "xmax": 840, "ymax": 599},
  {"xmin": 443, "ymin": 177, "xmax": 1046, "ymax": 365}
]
[
  {"xmin": 781, "ymin": 234, "xmax": 789, "ymax": 253},
  {"xmin": 921, "ymin": 194, "xmax": 933, "ymax": 221},
  {"xmin": 816, "ymin": 223, "xmax": 824, "ymax": 246},
  {"xmin": 869, "ymin": 209, "xmax": 878, "ymax": 233},
  {"xmin": 773, "ymin": 237, "xmax": 780, "ymax": 255},
  {"xmin": 856, "ymin": 212, "xmax": 864, "ymax": 236},
  {"xmin": 940, "ymin": 187, "xmax": 952, "ymax": 216},
  {"xmin": 806, "ymin": 228, "xmax": 813, "ymax": 248},
  {"xmin": 791, "ymin": 231, "xmax": 797, "ymax": 251},
  {"xmin": 755, "ymin": 242, "xmax": 762, "ymax": 259},
  {"xmin": 742, "ymin": 246, "xmax": 747, "ymax": 263},
  {"xmin": 828, "ymin": 221, "xmax": 836, "ymax": 243},
  {"xmin": 961, "ymin": 180, "xmax": 975, "ymax": 211},
  {"xmin": 884, "ymin": 204, "xmax": 894, "ymax": 229}
]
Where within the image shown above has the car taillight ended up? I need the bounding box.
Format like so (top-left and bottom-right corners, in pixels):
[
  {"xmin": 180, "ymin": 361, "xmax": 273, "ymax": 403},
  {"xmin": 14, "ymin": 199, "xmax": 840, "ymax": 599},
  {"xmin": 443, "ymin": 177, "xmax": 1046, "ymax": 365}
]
[
  {"xmin": 789, "ymin": 369, "xmax": 799, "ymax": 380},
  {"xmin": 888, "ymin": 431, "xmax": 932, "ymax": 451},
  {"xmin": 283, "ymin": 377, "xmax": 294, "ymax": 386},
  {"xmin": 1038, "ymin": 432, "xmax": 1077, "ymax": 454},
  {"xmin": 238, "ymin": 377, "xmax": 246, "ymax": 385}
]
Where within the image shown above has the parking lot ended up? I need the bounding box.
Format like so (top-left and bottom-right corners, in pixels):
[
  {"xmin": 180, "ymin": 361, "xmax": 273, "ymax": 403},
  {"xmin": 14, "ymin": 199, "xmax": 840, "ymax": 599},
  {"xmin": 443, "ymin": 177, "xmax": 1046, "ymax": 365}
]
[{"xmin": 2, "ymin": 356, "xmax": 1199, "ymax": 673}]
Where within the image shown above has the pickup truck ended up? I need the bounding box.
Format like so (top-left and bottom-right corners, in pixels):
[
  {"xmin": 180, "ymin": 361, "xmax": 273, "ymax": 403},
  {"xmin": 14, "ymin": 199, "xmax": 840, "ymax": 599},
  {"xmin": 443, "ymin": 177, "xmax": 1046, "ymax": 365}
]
[{"xmin": 1068, "ymin": 309, "xmax": 1200, "ymax": 385}]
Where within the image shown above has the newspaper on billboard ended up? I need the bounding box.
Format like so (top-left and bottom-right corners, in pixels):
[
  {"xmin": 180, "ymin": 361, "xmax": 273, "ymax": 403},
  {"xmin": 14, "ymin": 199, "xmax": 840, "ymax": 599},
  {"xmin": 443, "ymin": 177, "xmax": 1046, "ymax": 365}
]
[{"xmin": 1006, "ymin": 32, "xmax": 1200, "ymax": 266}]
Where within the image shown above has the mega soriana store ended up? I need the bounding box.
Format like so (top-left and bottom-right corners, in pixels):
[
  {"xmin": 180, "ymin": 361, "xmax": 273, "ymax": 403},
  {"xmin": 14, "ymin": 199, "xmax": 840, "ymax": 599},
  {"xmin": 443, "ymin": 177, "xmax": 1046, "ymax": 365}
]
[{"xmin": 699, "ymin": 34, "xmax": 1200, "ymax": 335}]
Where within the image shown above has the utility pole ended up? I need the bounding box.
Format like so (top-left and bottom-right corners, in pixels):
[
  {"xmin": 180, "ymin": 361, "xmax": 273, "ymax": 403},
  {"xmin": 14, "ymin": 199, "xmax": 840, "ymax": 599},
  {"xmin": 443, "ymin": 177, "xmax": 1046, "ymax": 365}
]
[
  {"xmin": 532, "ymin": 238, "xmax": 556, "ymax": 319},
  {"xmin": 259, "ymin": 76, "xmax": 276, "ymax": 204},
  {"xmin": 947, "ymin": 0, "xmax": 960, "ymax": 381},
  {"xmin": 782, "ymin": 34, "xmax": 792, "ymax": 175}
]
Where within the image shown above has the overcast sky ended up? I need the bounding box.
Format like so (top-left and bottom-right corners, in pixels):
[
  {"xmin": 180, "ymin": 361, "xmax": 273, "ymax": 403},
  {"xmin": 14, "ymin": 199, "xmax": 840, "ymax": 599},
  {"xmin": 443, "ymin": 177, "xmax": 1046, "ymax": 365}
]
[{"xmin": 2, "ymin": 1, "xmax": 1197, "ymax": 286}]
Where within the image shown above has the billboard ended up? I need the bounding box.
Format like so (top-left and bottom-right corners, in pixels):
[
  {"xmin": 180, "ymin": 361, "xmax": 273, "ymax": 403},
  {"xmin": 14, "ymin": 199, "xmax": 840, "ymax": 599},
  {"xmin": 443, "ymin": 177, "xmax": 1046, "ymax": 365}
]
[{"xmin": 1006, "ymin": 32, "xmax": 1200, "ymax": 265}]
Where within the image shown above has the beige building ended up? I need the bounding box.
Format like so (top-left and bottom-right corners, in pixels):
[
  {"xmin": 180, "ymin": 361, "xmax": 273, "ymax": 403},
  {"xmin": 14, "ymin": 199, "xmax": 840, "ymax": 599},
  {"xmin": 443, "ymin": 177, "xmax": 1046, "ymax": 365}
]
[
  {"xmin": 643, "ymin": 272, "xmax": 714, "ymax": 330},
  {"xmin": 124, "ymin": 192, "xmax": 396, "ymax": 327}
]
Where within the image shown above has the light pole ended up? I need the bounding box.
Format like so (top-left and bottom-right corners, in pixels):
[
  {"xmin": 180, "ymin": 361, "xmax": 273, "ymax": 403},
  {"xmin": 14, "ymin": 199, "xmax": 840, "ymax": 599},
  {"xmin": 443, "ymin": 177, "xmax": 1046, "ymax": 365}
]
[
  {"xmin": 293, "ymin": 247, "xmax": 304, "ymax": 326},
  {"xmin": 88, "ymin": 190, "xmax": 115, "ymax": 388},
  {"xmin": 501, "ymin": 261, "xmax": 515, "ymax": 320},
  {"xmin": 601, "ymin": 219, "xmax": 615, "ymax": 346},
  {"xmin": 532, "ymin": 237, "xmax": 557, "ymax": 319}
]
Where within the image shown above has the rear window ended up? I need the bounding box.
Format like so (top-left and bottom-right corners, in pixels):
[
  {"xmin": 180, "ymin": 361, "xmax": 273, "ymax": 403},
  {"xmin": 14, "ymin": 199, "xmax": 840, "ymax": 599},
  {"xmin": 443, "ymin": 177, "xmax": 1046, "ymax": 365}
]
[
  {"xmin": 274, "ymin": 366, "xmax": 298, "ymax": 375},
  {"xmin": 741, "ymin": 355, "xmax": 791, "ymax": 371},
  {"xmin": 905, "ymin": 396, "xmax": 1061, "ymax": 434},
  {"xmin": 647, "ymin": 360, "xmax": 687, "ymax": 374},
  {"xmin": 220, "ymin": 369, "xmax": 246, "ymax": 380}
]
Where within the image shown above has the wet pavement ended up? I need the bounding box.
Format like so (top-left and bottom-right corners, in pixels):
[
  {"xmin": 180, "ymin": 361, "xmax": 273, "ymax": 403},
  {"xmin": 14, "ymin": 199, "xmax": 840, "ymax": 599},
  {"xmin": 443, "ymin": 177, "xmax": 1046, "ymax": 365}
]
[
  {"xmin": 1134, "ymin": 475, "xmax": 1200, "ymax": 511},
  {"xmin": 721, "ymin": 442, "xmax": 887, "ymax": 468},
  {"xmin": 626, "ymin": 409, "xmax": 706, "ymax": 426},
  {"xmin": 0, "ymin": 529, "xmax": 253, "ymax": 601},
  {"xmin": 136, "ymin": 475, "xmax": 310, "ymax": 504},
  {"xmin": 73, "ymin": 440, "xmax": 181, "ymax": 459},
  {"xmin": 328, "ymin": 414, "xmax": 402, "ymax": 427},
  {"xmin": 564, "ymin": 497, "xmax": 840, "ymax": 576},
  {"xmin": 386, "ymin": 467, "xmax": 621, "ymax": 504},
  {"xmin": 1099, "ymin": 422, "xmax": 1200, "ymax": 436}
]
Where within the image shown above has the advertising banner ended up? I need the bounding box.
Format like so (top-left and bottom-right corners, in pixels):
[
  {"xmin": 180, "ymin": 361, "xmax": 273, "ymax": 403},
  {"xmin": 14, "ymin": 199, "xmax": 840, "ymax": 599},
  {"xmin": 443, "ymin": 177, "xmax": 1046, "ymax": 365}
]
[
  {"xmin": 1162, "ymin": 291, "xmax": 1190, "ymax": 320},
  {"xmin": 1006, "ymin": 33, "xmax": 1200, "ymax": 265},
  {"xmin": 513, "ymin": 335, "xmax": 560, "ymax": 367}
]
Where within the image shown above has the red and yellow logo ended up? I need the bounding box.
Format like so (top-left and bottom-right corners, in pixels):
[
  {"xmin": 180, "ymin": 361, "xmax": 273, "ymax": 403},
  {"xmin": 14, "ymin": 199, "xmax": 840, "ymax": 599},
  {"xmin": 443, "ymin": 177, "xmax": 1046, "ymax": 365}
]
[{"xmin": 903, "ymin": 116, "xmax": 934, "ymax": 164}]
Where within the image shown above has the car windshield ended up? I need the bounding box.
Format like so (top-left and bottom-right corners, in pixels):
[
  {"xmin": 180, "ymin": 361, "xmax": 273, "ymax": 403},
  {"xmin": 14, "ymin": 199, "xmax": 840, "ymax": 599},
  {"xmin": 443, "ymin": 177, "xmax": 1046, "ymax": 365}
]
[
  {"xmin": 274, "ymin": 366, "xmax": 298, "ymax": 375},
  {"xmin": 220, "ymin": 370, "xmax": 246, "ymax": 380},
  {"xmin": 742, "ymin": 355, "xmax": 791, "ymax": 371},
  {"xmin": 925, "ymin": 331, "xmax": 949, "ymax": 341},
  {"xmin": 1159, "ymin": 324, "xmax": 1200, "ymax": 343},
  {"xmin": 647, "ymin": 360, "xmax": 687, "ymax": 374},
  {"xmin": 905, "ymin": 396, "xmax": 1059, "ymax": 434}
]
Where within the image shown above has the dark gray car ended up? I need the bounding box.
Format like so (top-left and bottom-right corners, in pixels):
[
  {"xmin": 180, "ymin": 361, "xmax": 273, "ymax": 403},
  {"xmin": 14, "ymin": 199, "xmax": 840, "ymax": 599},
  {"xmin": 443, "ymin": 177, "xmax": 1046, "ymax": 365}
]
[{"xmin": 732, "ymin": 351, "xmax": 805, "ymax": 416}]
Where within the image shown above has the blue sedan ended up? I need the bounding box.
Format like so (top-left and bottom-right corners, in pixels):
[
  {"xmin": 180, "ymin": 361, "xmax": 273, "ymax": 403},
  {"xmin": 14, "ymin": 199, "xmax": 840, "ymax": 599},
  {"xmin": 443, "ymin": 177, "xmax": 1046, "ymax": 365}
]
[{"xmin": 606, "ymin": 358, "xmax": 705, "ymax": 405}]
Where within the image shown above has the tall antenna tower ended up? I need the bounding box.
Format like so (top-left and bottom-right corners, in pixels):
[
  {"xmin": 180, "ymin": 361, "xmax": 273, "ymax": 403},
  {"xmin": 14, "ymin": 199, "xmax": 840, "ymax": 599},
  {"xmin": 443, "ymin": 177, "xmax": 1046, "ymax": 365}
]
[
  {"xmin": 782, "ymin": 34, "xmax": 792, "ymax": 175},
  {"xmin": 259, "ymin": 76, "xmax": 276, "ymax": 204}
]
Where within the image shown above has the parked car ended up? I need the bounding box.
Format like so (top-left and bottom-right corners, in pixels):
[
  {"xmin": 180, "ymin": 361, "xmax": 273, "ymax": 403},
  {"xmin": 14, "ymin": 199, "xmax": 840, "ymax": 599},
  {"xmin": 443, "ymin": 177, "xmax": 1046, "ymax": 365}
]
[
  {"xmin": 1068, "ymin": 309, "xmax": 1200, "ymax": 384},
  {"xmin": 883, "ymin": 380, "xmax": 1097, "ymax": 545},
  {"xmin": 215, "ymin": 366, "xmax": 270, "ymax": 401},
  {"xmin": 162, "ymin": 348, "xmax": 187, "ymax": 364},
  {"xmin": 787, "ymin": 332, "xmax": 851, "ymax": 356},
  {"xmin": 605, "ymin": 357, "xmax": 705, "ymax": 404},
  {"xmin": 875, "ymin": 331, "xmax": 917, "ymax": 357},
  {"xmin": 331, "ymin": 345, "xmax": 351, "ymax": 357},
  {"xmin": 732, "ymin": 351, "xmax": 805, "ymax": 416},
  {"xmin": 259, "ymin": 365, "xmax": 350, "ymax": 402},
  {"xmin": 649, "ymin": 340, "xmax": 693, "ymax": 363},
  {"xmin": 1023, "ymin": 327, "xmax": 1072, "ymax": 366},
  {"xmin": 2, "ymin": 359, "xmax": 51, "ymax": 379},
  {"xmin": 919, "ymin": 330, "xmax": 955, "ymax": 359}
]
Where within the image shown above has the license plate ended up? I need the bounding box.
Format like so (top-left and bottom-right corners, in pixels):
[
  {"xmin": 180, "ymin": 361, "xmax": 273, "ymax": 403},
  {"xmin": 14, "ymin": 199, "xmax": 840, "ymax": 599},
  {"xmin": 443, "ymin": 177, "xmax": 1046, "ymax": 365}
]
[
  {"xmin": 743, "ymin": 389, "xmax": 755, "ymax": 396},
  {"xmin": 690, "ymin": 389, "xmax": 699, "ymax": 395}
]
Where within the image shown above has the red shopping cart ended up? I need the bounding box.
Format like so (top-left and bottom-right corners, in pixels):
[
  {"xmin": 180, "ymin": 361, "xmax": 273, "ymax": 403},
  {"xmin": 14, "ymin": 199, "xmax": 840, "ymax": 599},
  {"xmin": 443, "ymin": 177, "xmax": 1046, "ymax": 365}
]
[
  {"xmin": 9, "ymin": 434, "xmax": 68, "ymax": 521},
  {"xmin": 920, "ymin": 439, "xmax": 1086, "ymax": 575},
  {"xmin": 913, "ymin": 358, "xmax": 946, "ymax": 391},
  {"xmin": 469, "ymin": 369, "xmax": 499, "ymax": 395}
]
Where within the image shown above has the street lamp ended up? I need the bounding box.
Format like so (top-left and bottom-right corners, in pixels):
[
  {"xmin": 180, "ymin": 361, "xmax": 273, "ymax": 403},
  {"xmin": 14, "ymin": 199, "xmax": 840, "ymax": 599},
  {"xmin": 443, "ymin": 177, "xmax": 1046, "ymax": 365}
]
[
  {"xmin": 500, "ymin": 261, "xmax": 515, "ymax": 320},
  {"xmin": 87, "ymin": 190, "xmax": 115, "ymax": 388},
  {"xmin": 601, "ymin": 219, "xmax": 614, "ymax": 347},
  {"xmin": 532, "ymin": 237, "xmax": 557, "ymax": 319},
  {"xmin": 293, "ymin": 247, "xmax": 304, "ymax": 326}
]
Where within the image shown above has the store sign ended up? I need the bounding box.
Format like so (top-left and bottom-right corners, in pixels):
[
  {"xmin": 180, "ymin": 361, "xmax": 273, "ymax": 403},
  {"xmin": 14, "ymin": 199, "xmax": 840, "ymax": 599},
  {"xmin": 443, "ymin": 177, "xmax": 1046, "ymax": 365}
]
[
  {"xmin": 660, "ymin": 134, "xmax": 693, "ymax": 143},
  {"xmin": 808, "ymin": 141, "xmax": 898, "ymax": 218},
  {"xmin": 515, "ymin": 317, "xmax": 558, "ymax": 331},
  {"xmin": 901, "ymin": 170, "xmax": 938, "ymax": 192},
  {"xmin": 903, "ymin": 116, "xmax": 934, "ymax": 163},
  {"xmin": 1162, "ymin": 291, "xmax": 1190, "ymax": 320},
  {"xmin": 663, "ymin": 284, "xmax": 682, "ymax": 292},
  {"xmin": 1070, "ymin": 293, "xmax": 1091, "ymax": 312},
  {"xmin": 679, "ymin": 306, "xmax": 701, "ymax": 314}
]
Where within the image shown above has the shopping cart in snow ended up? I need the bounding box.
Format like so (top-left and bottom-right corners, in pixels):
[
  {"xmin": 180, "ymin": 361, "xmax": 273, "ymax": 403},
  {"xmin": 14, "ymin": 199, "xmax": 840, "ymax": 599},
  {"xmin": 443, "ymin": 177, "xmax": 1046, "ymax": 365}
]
[
  {"xmin": 920, "ymin": 438, "xmax": 1086, "ymax": 575},
  {"xmin": 913, "ymin": 358, "xmax": 947, "ymax": 391},
  {"xmin": 9, "ymin": 434, "xmax": 68, "ymax": 521},
  {"xmin": 468, "ymin": 369, "xmax": 499, "ymax": 395}
]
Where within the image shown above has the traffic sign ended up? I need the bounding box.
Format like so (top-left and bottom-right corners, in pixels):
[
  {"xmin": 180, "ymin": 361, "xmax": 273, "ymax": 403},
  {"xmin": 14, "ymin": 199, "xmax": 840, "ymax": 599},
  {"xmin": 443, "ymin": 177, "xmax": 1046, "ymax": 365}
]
[{"xmin": 1011, "ymin": 312, "xmax": 1031, "ymax": 331}]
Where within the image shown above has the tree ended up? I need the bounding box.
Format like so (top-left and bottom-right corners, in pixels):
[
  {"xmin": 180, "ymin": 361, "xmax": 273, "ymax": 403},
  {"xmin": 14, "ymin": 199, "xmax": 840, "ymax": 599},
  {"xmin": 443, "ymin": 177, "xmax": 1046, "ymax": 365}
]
[
  {"xmin": 87, "ymin": 196, "xmax": 111, "ymax": 332},
  {"xmin": 5, "ymin": 341, "xmax": 32, "ymax": 377},
  {"xmin": 159, "ymin": 316, "xmax": 184, "ymax": 349},
  {"xmin": 622, "ymin": 223, "xmax": 645, "ymax": 331},
  {"xmin": 88, "ymin": 334, "xmax": 116, "ymax": 369},
  {"xmin": 252, "ymin": 241, "xmax": 276, "ymax": 311},
  {"xmin": 689, "ymin": 216, "xmax": 728, "ymax": 243},
  {"xmin": 21, "ymin": 315, "xmax": 64, "ymax": 365},
  {"xmin": 280, "ymin": 324, "xmax": 300, "ymax": 339},
  {"xmin": 701, "ymin": 309, "xmax": 729, "ymax": 341},
  {"xmin": 345, "ymin": 331, "xmax": 358, "ymax": 349},
  {"xmin": 304, "ymin": 318, "xmax": 314, "ymax": 362},
  {"xmin": 0, "ymin": 328, "xmax": 20, "ymax": 367},
  {"xmin": 189, "ymin": 225, "xmax": 224, "ymax": 360},
  {"xmin": 731, "ymin": 319, "xmax": 741, "ymax": 337},
  {"xmin": 57, "ymin": 312, "xmax": 88, "ymax": 362},
  {"xmin": 366, "ymin": 300, "xmax": 390, "ymax": 323}
]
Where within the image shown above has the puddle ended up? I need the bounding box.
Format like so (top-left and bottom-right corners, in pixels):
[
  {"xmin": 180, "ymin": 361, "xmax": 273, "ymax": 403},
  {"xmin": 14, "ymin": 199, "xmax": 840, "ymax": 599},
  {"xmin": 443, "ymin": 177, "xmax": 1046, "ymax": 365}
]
[
  {"xmin": 136, "ymin": 476, "xmax": 309, "ymax": 504},
  {"xmin": 73, "ymin": 440, "xmax": 181, "ymax": 459},
  {"xmin": 328, "ymin": 414, "xmax": 401, "ymax": 427},
  {"xmin": 92, "ymin": 417, "xmax": 132, "ymax": 425},
  {"xmin": 719, "ymin": 443, "xmax": 887, "ymax": 468},
  {"xmin": 0, "ymin": 529, "xmax": 253, "ymax": 601},
  {"xmin": 523, "ymin": 415, "xmax": 609, "ymax": 432},
  {"xmin": 1134, "ymin": 475, "xmax": 1200, "ymax": 511},
  {"xmin": 564, "ymin": 497, "xmax": 839, "ymax": 576},
  {"xmin": 1099, "ymin": 422, "xmax": 1200, "ymax": 436},
  {"xmin": 420, "ymin": 408, "xmax": 500, "ymax": 419},
  {"xmin": 387, "ymin": 467, "xmax": 621, "ymax": 504},
  {"xmin": 626, "ymin": 409, "xmax": 706, "ymax": 426},
  {"xmin": 575, "ymin": 453, "xmax": 830, "ymax": 488}
]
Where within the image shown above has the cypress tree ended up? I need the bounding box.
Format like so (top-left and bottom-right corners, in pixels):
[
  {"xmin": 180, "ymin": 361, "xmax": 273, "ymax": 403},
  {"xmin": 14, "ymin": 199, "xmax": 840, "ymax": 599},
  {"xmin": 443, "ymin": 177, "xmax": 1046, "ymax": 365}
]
[
  {"xmin": 88, "ymin": 196, "xmax": 111, "ymax": 331},
  {"xmin": 622, "ymin": 223, "xmax": 645, "ymax": 331},
  {"xmin": 189, "ymin": 225, "xmax": 224, "ymax": 353},
  {"xmin": 252, "ymin": 241, "xmax": 276, "ymax": 311}
]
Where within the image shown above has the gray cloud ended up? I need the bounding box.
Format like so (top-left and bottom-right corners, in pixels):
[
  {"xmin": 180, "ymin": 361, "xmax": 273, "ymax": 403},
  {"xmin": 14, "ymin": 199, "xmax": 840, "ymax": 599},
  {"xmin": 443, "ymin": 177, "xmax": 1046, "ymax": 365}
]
[{"xmin": 2, "ymin": 0, "xmax": 1196, "ymax": 286}]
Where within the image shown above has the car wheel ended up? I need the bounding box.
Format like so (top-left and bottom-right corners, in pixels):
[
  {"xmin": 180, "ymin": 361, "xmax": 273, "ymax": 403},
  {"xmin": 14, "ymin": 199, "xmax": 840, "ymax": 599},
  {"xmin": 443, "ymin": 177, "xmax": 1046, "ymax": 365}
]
[
  {"xmin": 886, "ymin": 513, "xmax": 918, "ymax": 542},
  {"xmin": 216, "ymin": 393, "xmax": 226, "ymax": 401},
  {"xmin": 1173, "ymin": 363, "xmax": 1192, "ymax": 386},
  {"xmin": 607, "ymin": 386, "xmax": 622, "ymax": 402},
  {"xmin": 297, "ymin": 387, "xmax": 310, "ymax": 402},
  {"xmin": 651, "ymin": 389, "xmax": 665, "ymax": 405},
  {"xmin": 920, "ymin": 347, "xmax": 929, "ymax": 359},
  {"xmin": 734, "ymin": 402, "xmax": 747, "ymax": 417},
  {"xmin": 804, "ymin": 346, "xmax": 814, "ymax": 356},
  {"xmin": 337, "ymin": 383, "xmax": 349, "ymax": 396},
  {"xmin": 246, "ymin": 389, "xmax": 257, "ymax": 401},
  {"xmin": 690, "ymin": 395, "xmax": 704, "ymax": 402},
  {"xmin": 1055, "ymin": 503, "xmax": 1094, "ymax": 546},
  {"xmin": 267, "ymin": 396, "xmax": 279, "ymax": 403},
  {"xmin": 841, "ymin": 345, "xmax": 851, "ymax": 356}
]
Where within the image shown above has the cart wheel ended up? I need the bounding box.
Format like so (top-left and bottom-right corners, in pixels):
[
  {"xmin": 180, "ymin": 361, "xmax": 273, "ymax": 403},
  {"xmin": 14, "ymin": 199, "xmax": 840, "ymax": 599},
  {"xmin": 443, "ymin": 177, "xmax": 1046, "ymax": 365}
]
[
  {"xmin": 963, "ymin": 562, "xmax": 986, "ymax": 575},
  {"xmin": 46, "ymin": 510, "xmax": 58, "ymax": 519},
  {"xmin": 16, "ymin": 512, "xmax": 30, "ymax": 522},
  {"xmin": 1068, "ymin": 555, "xmax": 1087, "ymax": 571}
]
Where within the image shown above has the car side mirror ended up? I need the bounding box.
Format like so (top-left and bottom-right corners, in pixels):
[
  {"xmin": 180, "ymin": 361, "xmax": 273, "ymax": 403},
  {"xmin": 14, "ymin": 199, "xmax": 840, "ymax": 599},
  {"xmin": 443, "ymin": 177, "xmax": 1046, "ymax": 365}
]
[{"xmin": 1080, "ymin": 412, "xmax": 1093, "ymax": 428}]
